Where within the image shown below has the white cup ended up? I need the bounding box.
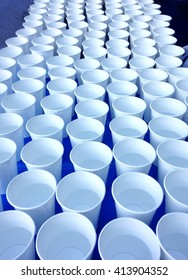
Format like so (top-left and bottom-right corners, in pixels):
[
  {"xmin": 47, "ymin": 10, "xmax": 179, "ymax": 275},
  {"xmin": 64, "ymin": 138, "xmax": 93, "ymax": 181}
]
[
  {"xmin": 111, "ymin": 13, "xmax": 131, "ymax": 23},
  {"xmin": 148, "ymin": 116, "xmax": 188, "ymax": 150},
  {"xmin": 110, "ymin": 68, "xmax": 138, "ymax": 83},
  {"xmin": 26, "ymin": 114, "xmax": 64, "ymax": 142},
  {"xmin": 131, "ymin": 46, "xmax": 157, "ymax": 59},
  {"xmin": 24, "ymin": 14, "xmax": 43, "ymax": 22},
  {"xmin": 156, "ymin": 212, "xmax": 188, "ymax": 259},
  {"xmin": 149, "ymin": 20, "xmax": 170, "ymax": 33},
  {"xmin": 23, "ymin": 20, "xmax": 44, "ymax": 36},
  {"xmin": 142, "ymin": 81, "xmax": 175, "ymax": 123},
  {"xmin": 155, "ymin": 55, "xmax": 182, "ymax": 71},
  {"xmin": 112, "ymin": 172, "xmax": 163, "ymax": 225},
  {"xmin": 47, "ymin": 78, "xmax": 77, "ymax": 103},
  {"xmin": 107, "ymin": 47, "xmax": 131, "ymax": 60},
  {"xmin": 41, "ymin": 28, "xmax": 62, "ymax": 41},
  {"xmin": 66, "ymin": 14, "xmax": 85, "ymax": 25},
  {"xmin": 129, "ymin": 29, "xmax": 151, "ymax": 48},
  {"xmin": 0, "ymin": 210, "xmax": 36, "ymax": 259},
  {"xmin": 83, "ymin": 46, "xmax": 107, "ymax": 62},
  {"xmin": 0, "ymin": 113, "xmax": 24, "ymax": 162},
  {"xmin": 105, "ymin": 39, "xmax": 129, "ymax": 49},
  {"xmin": 17, "ymin": 54, "xmax": 45, "ymax": 70},
  {"xmin": 29, "ymin": 8, "xmax": 47, "ymax": 17},
  {"xmin": 150, "ymin": 97, "xmax": 187, "ymax": 120},
  {"xmin": 56, "ymin": 37, "xmax": 79, "ymax": 48},
  {"xmin": 46, "ymin": 55, "xmax": 74, "ymax": 71},
  {"xmin": 21, "ymin": 137, "xmax": 64, "ymax": 182},
  {"xmin": 75, "ymin": 99, "xmax": 109, "ymax": 125},
  {"xmin": 48, "ymin": 66, "xmax": 76, "ymax": 81},
  {"xmin": 12, "ymin": 78, "xmax": 45, "ymax": 115},
  {"xmin": 129, "ymin": 56, "xmax": 155, "ymax": 73},
  {"xmin": 0, "ymin": 83, "xmax": 8, "ymax": 113},
  {"xmin": 66, "ymin": 118, "xmax": 104, "ymax": 147},
  {"xmin": 30, "ymin": 45, "xmax": 54, "ymax": 75},
  {"xmin": 82, "ymin": 38, "xmax": 104, "ymax": 50},
  {"xmin": 31, "ymin": 35, "xmax": 55, "ymax": 48},
  {"xmin": 17, "ymin": 66, "xmax": 47, "ymax": 84},
  {"xmin": 62, "ymin": 28, "xmax": 83, "ymax": 48},
  {"xmin": 74, "ymin": 58, "xmax": 100, "ymax": 85},
  {"xmin": 84, "ymin": 30, "xmax": 106, "ymax": 41},
  {"xmin": 155, "ymin": 35, "xmax": 177, "ymax": 49},
  {"xmin": 1, "ymin": 93, "xmax": 36, "ymax": 138},
  {"xmin": 168, "ymin": 67, "xmax": 188, "ymax": 87},
  {"xmin": 74, "ymin": 83, "xmax": 105, "ymax": 103},
  {"xmin": 6, "ymin": 169, "xmax": 56, "ymax": 232},
  {"xmin": 124, "ymin": 9, "xmax": 143, "ymax": 19},
  {"xmin": 5, "ymin": 36, "xmax": 29, "ymax": 55},
  {"xmin": 0, "ymin": 57, "xmax": 17, "ymax": 83},
  {"xmin": 133, "ymin": 37, "xmax": 156, "ymax": 48},
  {"xmin": 98, "ymin": 217, "xmax": 161, "ymax": 260},
  {"xmin": 56, "ymin": 171, "xmax": 105, "ymax": 228},
  {"xmin": 15, "ymin": 28, "xmax": 38, "ymax": 48},
  {"xmin": 133, "ymin": 14, "xmax": 152, "ymax": 23},
  {"xmin": 109, "ymin": 115, "xmax": 148, "ymax": 146},
  {"xmin": 164, "ymin": 169, "xmax": 188, "ymax": 213},
  {"xmin": 70, "ymin": 141, "xmax": 113, "ymax": 183},
  {"xmin": 152, "ymin": 27, "xmax": 175, "ymax": 38},
  {"xmin": 113, "ymin": 138, "xmax": 156, "ymax": 176},
  {"xmin": 113, "ymin": 96, "xmax": 147, "ymax": 118},
  {"xmin": 152, "ymin": 14, "xmax": 172, "ymax": 22},
  {"xmin": 157, "ymin": 139, "xmax": 188, "ymax": 186},
  {"xmin": 0, "ymin": 138, "xmax": 17, "ymax": 194},
  {"xmin": 128, "ymin": 20, "xmax": 149, "ymax": 32},
  {"xmin": 0, "ymin": 46, "xmax": 23, "ymax": 63},
  {"xmin": 108, "ymin": 21, "xmax": 128, "ymax": 31},
  {"xmin": 40, "ymin": 94, "xmax": 74, "ymax": 138},
  {"xmin": 69, "ymin": 21, "xmax": 88, "ymax": 33},
  {"xmin": 0, "ymin": 69, "xmax": 12, "ymax": 94},
  {"xmin": 101, "ymin": 57, "xmax": 127, "ymax": 74},
  {"xmin": 36, "ymin": 212, "xmax": 96, "ymax": 259},
  {"xmin": 43, "ymin": 14, "xmax": 63, "ymax": 26},
  {"xmin": 81, "ymin": 69, "xmax": 109, "ymax": 88},
  {"xmin": 89, "ymin": 14, "xmax": 109, "ymax": 24},
  {"xmin": 175, "ymin": 78, "xmax": 188, "ymax": 102},
  {"xmin": 46, "ymin": 21, "xmax": 67, "ymax": 31},
  {"xmin": 57, "ymin": 45, "xmax": 81, "ymax": 61},
  {"xmin": 108, "ymin": 29, "xmax": 129, "ymax": 41}
]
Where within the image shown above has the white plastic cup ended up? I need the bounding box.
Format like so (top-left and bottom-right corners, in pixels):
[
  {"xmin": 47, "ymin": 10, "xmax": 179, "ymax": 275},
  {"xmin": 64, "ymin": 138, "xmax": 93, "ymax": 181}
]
[
  {"xmin": 155, "ymin": 35, "xmax": 177, "ymax": 49},
  {"xmin": 74, "ymin": 58, "xmax": 100, "ymax": 85},
  {"xmin": 133, "ymin": 37, "xmax": 156, "ymax": 48},
  {"xmin": 36, "ymin": 212, "xmax": 96, "ymax": 260},
  {"xmin": 150, "ymin": 97, "xmax": 187, "ymax": 120},
  {"xmin": 152, "ymin": 27, "xmax": 175, "ymax": 38},
  {"xmin": 0, "ymin": 113, "xmax": 24, "ymax": 162},
  {"xmin": 30, "ymin": 45, "xmax": 54, "ymax": 75},
  {"xmin": 108, "ymin": 21, "xmax": 128, "ymax": 31},
  {"xmin": 0, "ymin": 210, "xmax": 35, "ymax": 260},
  {"xmin": 6, "ymin": 168, "xmax": 56, "ymax": 231},
  {"xmin": 46, "ymin": 21, "xmax": 67, "ymax": 31},
  {"xmin": 40, "ymin": 94, "xmax": 74, "ymax": 138},
  {"xmin": 5, "ymin": 36, "xmax": 29, "ymax": 55},
  {"xmin": 128, "ymin": 20, "xmax": 149, "ymax": 32},
  {"xmin": 31, "ymin": 35, "xmax": 55, "ymax": 48},
  {"xmin": 24, "ymin": 14, "xmax": 43, "ymax": 22},
  {"xmin": 105, "ymin": 39, "xmax": 129, "ymax": 49},
  {"xmin": 70, "ymin": 141, "xmax": 113, "ymax": 183},
  {"xmin": 17, "ymin": 53, "xmax": 44, "ymax": 69},
  {"xmin": 0, "ymin": 138, "xmax": 17, "ymax": 194},
  {"xmin": 89, "ymin": 14, "xmax": 109, "ymax": 24},
  {"xmin": 26, "ymin": 114, "xmax": 64, "ymax": 142},
  {"xmin": 17, "ymin": 66, "xmax": 47, "ymax": 84},
  {"xmin": 56, "ymin": 37, "xmax": 79, "ymax": 49},
  {"xmin": 111, "ymin": 13, "xmax": 131, "ymax": 23},
  {"xmin": 84, "ymin": 30, "xmax": 106, "ymax": 41},
  {"xmin": 46, "ymin": 78, "xmax": 77, "ymax": 103},
  {"xmin": 175, "ymin": 78, "xmax": 188, "ymax": 102},
  {"xmin": 156, "ymin": 212, "xmax": 188, "ymax": 260},
  {"xmin": 75, "ymin": 99, "xmax": 109, "ymax": 125},
  {"xmin": 41, "ymin": 28, "xmax": 62, "ymax": 41},
  {"xmin": 157, "ymin": 139, "xmax": 188, "ymax": 186},
  {"xmin": 101, "ymin": 57, "xmax": 127, "ymax": 74},
  {"xmin": 56, "ymin": 171, "xmax": 105, "ymax": 228},
  {"xmin": 15, "ymin": 28, "xmax": 38, "ymax": 48},
  {"xmin": 0, "ymin": 46, "xmax": 23, "ymax": 64},
  {"xmin": 62, "ymin": 28, "xmax": 83, "ymax": 48},
  {"xmin": 69, "ymin": 21, "xmax": 88, "ymax": 33},
  {"xmin": 66, "ymin": 118, "xmax": 104, "ymax": 147},
  {"xmin": 82, "ymin": 38, "xmax": 104, "ymax": 50},
  {"xmin": 21, "ymin": 137, "xmax": 64, "ymax": 182},
  {"xmin": 129, "ymin": 29, "xmax": 151, "ymax": 48},
  {"xmin": 43, "ymin": 14, "xmax": 63, "ymax": 26},
  {"xmin": 81, "ymin": 69, "xmax": 109, "ymax": 88},
  {"xmin": 23, "ymin": 20, "xmax": 44, "ymax": 36},
  {"xmin": 46, "ymin": 55, "xmax": 74, "ymax": 71},
  {"xmin": 112, "ymin": 172, "xmax": 163, "ymax": 225},
  {"xmin": 108, "ymin": 29, "xmax": 129, "ymax": 41},
  {"xmin": 149, "ymin": 20, "xmax": 170, "ymax": 33},
  {"xmin": 152, "ymin": 14, "xmax": 172, "ymax": 22},
  {"xmin": 133, "ymin": 14, "xmax": 152, "ymax": 23},
  {"xmin": 113, "ymin": 138, "xmax": 156, "ymax": 176},
  {"xmin": 131, "ymin": 46, "xmax": 157, "ymax": 59},
  {"xmin": 168, "ymin": 67, "xmax": 188, "ymax": 87},
  {"xmin": 74, "ymin": 83, "xmax": 105, "ymax": 103},
  {"xmin": 57, "ymin": 45, "xmax": 81, "ymax": 61},
  {"xmin": 12, "ymin": 78, "xmax": 45, "ymax": 115},
  {"xmin": 83, "ymin": 46, "xmax": 107, "ymax": 62},
  {"xmin": 1, "ymin": 93, "xmax": 36, "ymax": 138},
  {"xmin": 109, "ymin": 115, "xmax": 148, "ymax": 146},
  {"xmin": 98, "ymin": 217, "xmax": 161, "ymax": 260},
  {"xmin": 113, "ymin": 96, "xmax": 147, "ymax": 118},
  {"xmin": 142, "ymin": 81, "xmax": 175, "ymax": 123},
  {"xmin": 155, "ymin": 55, "xmax": 182, "ymax": 71},
  {"xmin": 0, "ymin": 57, "xmax": 17, "ymax": 83},
  {"xmin": 48, "ymin": 66, "xmax": 76, "ymax": 81},
  {"xmin": 129, "ymin": 56, "xmax": 155, "ymax": 73},
  {"xmin": 148, "ymin": 116, "xmax": 188, "ymax": 150},
  {"xmin": 0, "ymin": 69, "xmax": 12, "ymax": 94},
  {"xmin": 107, "ymin": 47, "xmax": 131, "ymax": 60},
  {"xmin": 0, "ymin": 83, "xmax": 8, "ymax": 113},
  {"xmin": 110, "ymin": 68, "xmax": 138, "ymax": 83},
  {"xmin": 164, "ymin": 169, "xmax": 188, "ymax": 214},
  {"xmin": 66, "ymin": 14, "xmax": 85, "ymax": 26}
]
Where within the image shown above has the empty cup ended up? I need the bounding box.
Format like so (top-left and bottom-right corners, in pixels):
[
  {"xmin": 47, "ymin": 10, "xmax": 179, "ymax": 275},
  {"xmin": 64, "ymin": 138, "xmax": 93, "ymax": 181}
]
[
  {"xmin": 57, "ymin": 45, "xmax": 81, "ymax": 61},
  {"xmin": 31, "ymin": 35, "xmax": 55, "ymax": 48},
  {"xmin": 17, "ymin": 66, "xmax": 47, "ymax": 84},
  {"xmin": 74, "ymin": 83, "xmax": 105, "ymax": 103},
  {"xmin": 155, "ymin": 55, "xmax": 182, "ymax": 71},
  {"xmin": 46, "ymin": 55, "xmax": 74, "ymax": 71},
  {"xmin": 0, "ymin": 113, "xmax": 24, "ymax": 162},
  {"xmin": 112, "ymin": 172, "xmax": 163, "ymax": 225},
  {"xmin": 168, "ymin": 67, "xmax": 188, "ymax": 87},
  {"xmin": 66, "ymin": 118, "xmax": 104, "ymax": 147},
  {"xmin": 110, "ymin": 68, "xmax": 138, "ymax": 83},
  {"xmin": 1, "ymin": 93, "xmax": 36, "ymax": 138},
  {"xmin": 105, "ymin": 39, "xmax": 129, "ymax": 49},
  {"xmin": 0, "ymin": 210, "xmax": 35, "ymax": 260},
  {"xmin": 175, "ymin": 78, "xmax": 188, "ymax": 102},
  {"xmin": 131, "ymin": 46, "xmax": 157, "ymax": 59},
  {"xmin": 26, "ymin": 114, "xmax": 64, "ymax": 142},
  {"xmin": 56, "ymin": 171, "xmax": 105, "ymax": 228},
  {"xmin": 113, "ymin": 138, "xmax": 156, "ymax": 176},
  {"xmin": 81, "ymin": 69, "xmax": 109, "ymax": 88},
  {"xmin": 150, "ymin": 97, "xmax": 187, "ymax": 120},
  {"xmin": 83, "ymin": 46, "xmax": 107, "ymax": 62},
  {"xmin": 129, "ymin": 56, "xmax": 155, "ymax": 73},
  {"xmin": 109, "ymin": 115, "xmax": 148, "ymax": 146},
  {"xmin": 82, "ymin": 38, "xmax": 104, "ymax": 50},
  {"xmin": 6, "ymin": 169, "xmax": 57, "ymax": 232},
  {"xmin": 15, "ymin": 28, "xmax": 37, "ymax": 48},
  {"xmin": 56, "ymin": 37, "xmax": 79, "ymax": 49},
  {"xmin": 70, "ymin": 141, "xmax": 113, "ymax": 183},
  {"xmin": 75, "ymin": 99, "xmax": 109, "ymax": 125},
  {"xmin": 98, "ymin": 217, "xmax": 161, "ymax": 260},
  {"xmin": 156, "ymin": 212, "xmax": 188, "ymax": 259},
  {"xmin": 0, "ymin": 138, "xmax": 17, "ymax": 194},
  {"xmin": 0, "ymin": 69, "xmax": 13, "ymax": 94},
  {"xmin": 157, "ymin": 139, "xmax": 188, "ymax": 186},
  {"xmin": 17, "ymin": 53, "xmax": 45, "ymax": 69},
  {"xmin": 74, "ymin": 58, "xmax": 100, "ymax": 85},
  {"xmin": 40, "ymin": 94, "xmax": 74, "ymax": 138},
  {"xmin": 0, "ymin": 57, "xmax": 17, "ymax": 83},
  {"xmin": 21, "ymin": 137, "xmax": 64, "ymax": 182},
  {"xmin": 0, "ymin": 46, "xmax": 23, "ymax": 63},
  {"xmin": 36, "ymin": 212, "xmax": 96, "ymax": 260},
  {"xmin": 155, "ymin": 35, "xmax": 177, "ymax": 48},
  {"xmin": 0, "ymin": 83, "xmax": 8, "ymax": 113},
  {"xmin": 48, "ymin": 66, "xmax": 76, "ymax": 81},
  {"xmin": 107, "ymin": 47, "xmax": 131, "ymax": 60},
  {"xmin": 101, "ymin": 57, "xmax": 127, "ymax": 73},
  {"xmin": 5, "ymin": 36, "xmax": 29, "ymax": 55}
]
